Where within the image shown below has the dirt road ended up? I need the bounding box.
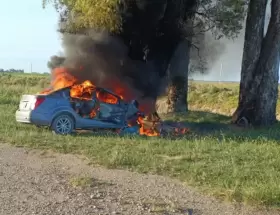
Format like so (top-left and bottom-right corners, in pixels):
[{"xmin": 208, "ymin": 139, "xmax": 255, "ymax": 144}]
[{"xmin": 0, "ymin": 144, "xmax": 279, "ymax": 215}]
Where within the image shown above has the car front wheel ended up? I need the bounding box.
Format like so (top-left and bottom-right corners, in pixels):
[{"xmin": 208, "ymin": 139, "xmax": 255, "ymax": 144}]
[{"xmin": 51, "ymin": 114, "xmax": 75, "ymax": 135}]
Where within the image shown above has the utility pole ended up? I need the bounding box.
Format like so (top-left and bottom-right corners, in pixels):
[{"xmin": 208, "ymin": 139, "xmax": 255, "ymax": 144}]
[
  {"xmin": 30, "ymin": 63, "xmax": 33, "ymax": 73},
  {"xmin": 219, "ymin": 63, "xmax": 223, "ymax": 83}
]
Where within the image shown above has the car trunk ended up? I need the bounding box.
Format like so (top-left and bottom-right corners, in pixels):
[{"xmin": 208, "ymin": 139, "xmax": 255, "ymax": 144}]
[
  {"xmin": 18, "ymin": 95, "xmax": 38, "ymax": 111},
  {"xmin": 18, "ymin": 94, "xmax": 47, "ymax": 111}
]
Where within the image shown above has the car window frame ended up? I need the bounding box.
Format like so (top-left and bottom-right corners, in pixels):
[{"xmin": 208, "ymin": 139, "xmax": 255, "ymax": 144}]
[{"xmin": 96, "ymin": 89, "xmax": 120, "ymax": 105}]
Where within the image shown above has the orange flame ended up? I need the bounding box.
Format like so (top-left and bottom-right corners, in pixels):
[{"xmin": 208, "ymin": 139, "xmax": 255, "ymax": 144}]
[
  {"xmin": 96, "ymin": 89, "xmax": 119, "ymax": 104},
  {"xmin": 137, "ymin": 116, "xmax": 160, "ymax": 136},
  {"xmin": 52, "ymin": 67, "xmax": 77, "ymax": 90},
  {"xmin": 174, "ymin": 127, "xmax": 190, "ymax": 135},
  {"xmin": 70, "ymin": 80, "xmax": 95, "ymax": 100}
]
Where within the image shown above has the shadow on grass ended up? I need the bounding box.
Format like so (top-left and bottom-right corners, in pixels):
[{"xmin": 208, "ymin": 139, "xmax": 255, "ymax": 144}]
[
  {"xmin": 162, "ymin": 110, "xmax": 280, "ymax": 142},
  {"xmin": 162, "ymin": 110, "xmax": 231, "ymax": 133},
  {"xmin": 67, "ymin": 110, "xmax": 280, "ymax": 142}
]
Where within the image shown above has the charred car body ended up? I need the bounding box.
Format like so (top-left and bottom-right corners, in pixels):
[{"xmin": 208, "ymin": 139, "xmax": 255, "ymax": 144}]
[{"xmin": 15, "ymin": 86, "xmax": 142, "ymax": 135}]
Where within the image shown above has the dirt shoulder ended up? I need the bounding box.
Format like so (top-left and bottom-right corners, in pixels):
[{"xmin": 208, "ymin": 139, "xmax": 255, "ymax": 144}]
[{"xmin": 0, "ymin": 143, "xmax": 278, "ymax": 215}]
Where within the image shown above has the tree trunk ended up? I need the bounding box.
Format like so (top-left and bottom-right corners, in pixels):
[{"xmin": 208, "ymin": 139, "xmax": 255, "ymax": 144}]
[
  {"xmin": 232, "ymin": 0, "xmax": 280, "ymax": 126},
  {"xmin": 156, "ymin": 39, "xmax": 191, "ymax": 114}
]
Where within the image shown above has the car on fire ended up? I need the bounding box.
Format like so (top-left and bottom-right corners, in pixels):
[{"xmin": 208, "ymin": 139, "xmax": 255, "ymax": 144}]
[{"xmin": 15, "ymin": 86, "xmax": 142, "ymax": 135}]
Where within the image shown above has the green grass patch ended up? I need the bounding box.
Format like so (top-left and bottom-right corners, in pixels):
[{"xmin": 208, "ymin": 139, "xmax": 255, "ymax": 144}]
[
  {"xmin": 69, "ymin": 176, "xmax": 94, "ymax": 188},
  {"xmin": 1, "ymin": 73, "xmax": 280, "ymax": 207}
]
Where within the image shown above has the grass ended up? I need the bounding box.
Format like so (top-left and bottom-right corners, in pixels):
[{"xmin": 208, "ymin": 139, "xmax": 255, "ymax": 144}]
[
  {"xmin": 69, "ymin": 176, "xmax": 94, "ymax": 188},
  {"xmin": 1, "ymin": 73, "xmax": 280, "ymax": 208},
  {"xmin": 188, "ymin": 81, "xmax": 280, "ymax": 117}
]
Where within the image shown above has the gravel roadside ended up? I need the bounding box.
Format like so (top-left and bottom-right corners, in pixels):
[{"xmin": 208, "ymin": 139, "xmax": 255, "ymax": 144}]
[{"xmin": 0, "ymin": 144, "xmax": 279, "ymax": 215}]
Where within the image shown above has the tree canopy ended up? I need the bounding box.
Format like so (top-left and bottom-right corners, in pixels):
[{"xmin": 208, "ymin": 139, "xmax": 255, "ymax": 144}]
[
  {"xmin": 195, "ymin": 0, "xmax": 247, "ymax": 39},
  {"xmin": 43, "ymin": 0, "xmax": 121, "ymax": 32},
  {"xmin": 43, "ymin": 0, "xmax": 247, "ymax": 39},
  {"xmin": 43, "ymin": 0, "xmax": 248, "ymax": 75},
  {"xmin": 0, "ymin": 68, "xmax": 24, "ymax": 73}
]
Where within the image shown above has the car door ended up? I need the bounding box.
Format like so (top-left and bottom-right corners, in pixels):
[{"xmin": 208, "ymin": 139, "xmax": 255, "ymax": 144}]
[
  {"xmin": 96, "ymin": 89, "xmax": 126, "ymax": 125},
  {"xmin": 73, "ymin": 91, "xmax": 101, "ymax": 128}
]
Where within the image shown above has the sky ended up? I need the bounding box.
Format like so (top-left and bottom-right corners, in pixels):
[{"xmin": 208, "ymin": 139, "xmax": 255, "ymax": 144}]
[{"xmin": 0, "ymin": 0, "xmax": 62, "ymax": 73}]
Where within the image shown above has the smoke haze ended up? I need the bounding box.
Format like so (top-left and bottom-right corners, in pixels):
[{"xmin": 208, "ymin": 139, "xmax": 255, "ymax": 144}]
[{"xmin": 191, "ymin": 0, "xmax": 273, "ymax": 82}]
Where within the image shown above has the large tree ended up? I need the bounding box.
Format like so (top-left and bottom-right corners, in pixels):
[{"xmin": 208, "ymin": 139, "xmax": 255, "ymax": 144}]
[
  {"xmin": 232, "ymin": 0, "xmax": 280, "ymax": 126},
  {"xmin": 43, "ymin": 0, "xmax": 246, "ymax": 114}
]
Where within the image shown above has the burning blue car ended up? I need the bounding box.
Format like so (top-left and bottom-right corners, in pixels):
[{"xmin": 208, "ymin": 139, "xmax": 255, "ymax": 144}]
[{"xmin": 15, "ymin": 81, "xmax": 142, "ymax": 135}]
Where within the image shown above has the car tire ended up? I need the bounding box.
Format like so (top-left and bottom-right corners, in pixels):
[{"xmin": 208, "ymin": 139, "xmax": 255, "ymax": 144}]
[{"xmin": 51, "ymin": 114, "xmax": 75, "ymax": 135}]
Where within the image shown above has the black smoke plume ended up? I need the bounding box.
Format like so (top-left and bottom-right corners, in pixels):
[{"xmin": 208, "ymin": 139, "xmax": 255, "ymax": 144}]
[{"xmin": 47, "ymin": 31, "xmax": 169, "ymax": 102}]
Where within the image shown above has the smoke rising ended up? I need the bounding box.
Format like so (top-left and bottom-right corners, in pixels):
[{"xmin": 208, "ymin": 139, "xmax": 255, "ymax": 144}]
[
  {"xmin": 47, "ymin": 31, "xmax": 168, "ymax": 111},
  {"xmin": 189, "ymin": 31, "xmax": 226, "ymax": 74}
]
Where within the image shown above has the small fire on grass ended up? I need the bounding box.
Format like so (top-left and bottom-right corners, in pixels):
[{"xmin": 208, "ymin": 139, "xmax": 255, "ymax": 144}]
[
  {"xmin": 137, "ymin": 112, "xmax": 190, "ymax": 136},
  {"xmin": 41, "ymin": 67, "xmax": 190, "ymax": 137}
]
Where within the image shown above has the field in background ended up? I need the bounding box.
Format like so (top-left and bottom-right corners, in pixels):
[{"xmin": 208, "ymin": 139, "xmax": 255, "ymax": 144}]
[
  {"xmin": 1, "ymin": 72, "xmax": 280, "ymax": 208},
  {"xmin": 188, "ymin": 80, "xmax": 280, "ymax": 118}
]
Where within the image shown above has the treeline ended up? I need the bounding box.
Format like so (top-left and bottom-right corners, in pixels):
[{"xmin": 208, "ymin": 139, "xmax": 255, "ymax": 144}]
[{"xmin": 0, "ymin": 68, "xmax": 24, "ymax": 73}]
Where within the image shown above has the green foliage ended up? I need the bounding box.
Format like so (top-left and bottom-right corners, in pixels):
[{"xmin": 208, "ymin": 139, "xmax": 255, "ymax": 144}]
[
  {"xmin": 43, "ymin": 0, "xmax": 247, "ymax": 38},
  {"xmin": 195, "ymin": 0, "xmax": 248, "ymax": 39},
  {"xmin": 69, "ymin": 177, "xmax": 94, "ymax": 188},
  {"xmin": 43, "ymin": 0, "xmax": 121, "ymax": 33}
]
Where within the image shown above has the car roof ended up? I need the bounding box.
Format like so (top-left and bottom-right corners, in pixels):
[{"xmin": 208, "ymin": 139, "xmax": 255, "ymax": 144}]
[
  {"xmin": 95, "ymin": 87, "xmax": 122, "ymax": 99},
  {"xmin": 48, "ymin": 86, "xmax": 123, "ymax": 100}
]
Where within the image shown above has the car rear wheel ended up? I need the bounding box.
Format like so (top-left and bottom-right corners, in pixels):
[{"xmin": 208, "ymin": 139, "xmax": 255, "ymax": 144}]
[{"xmin": 51, "ymin": 114, "xmax": 74, "ymax": 135}]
